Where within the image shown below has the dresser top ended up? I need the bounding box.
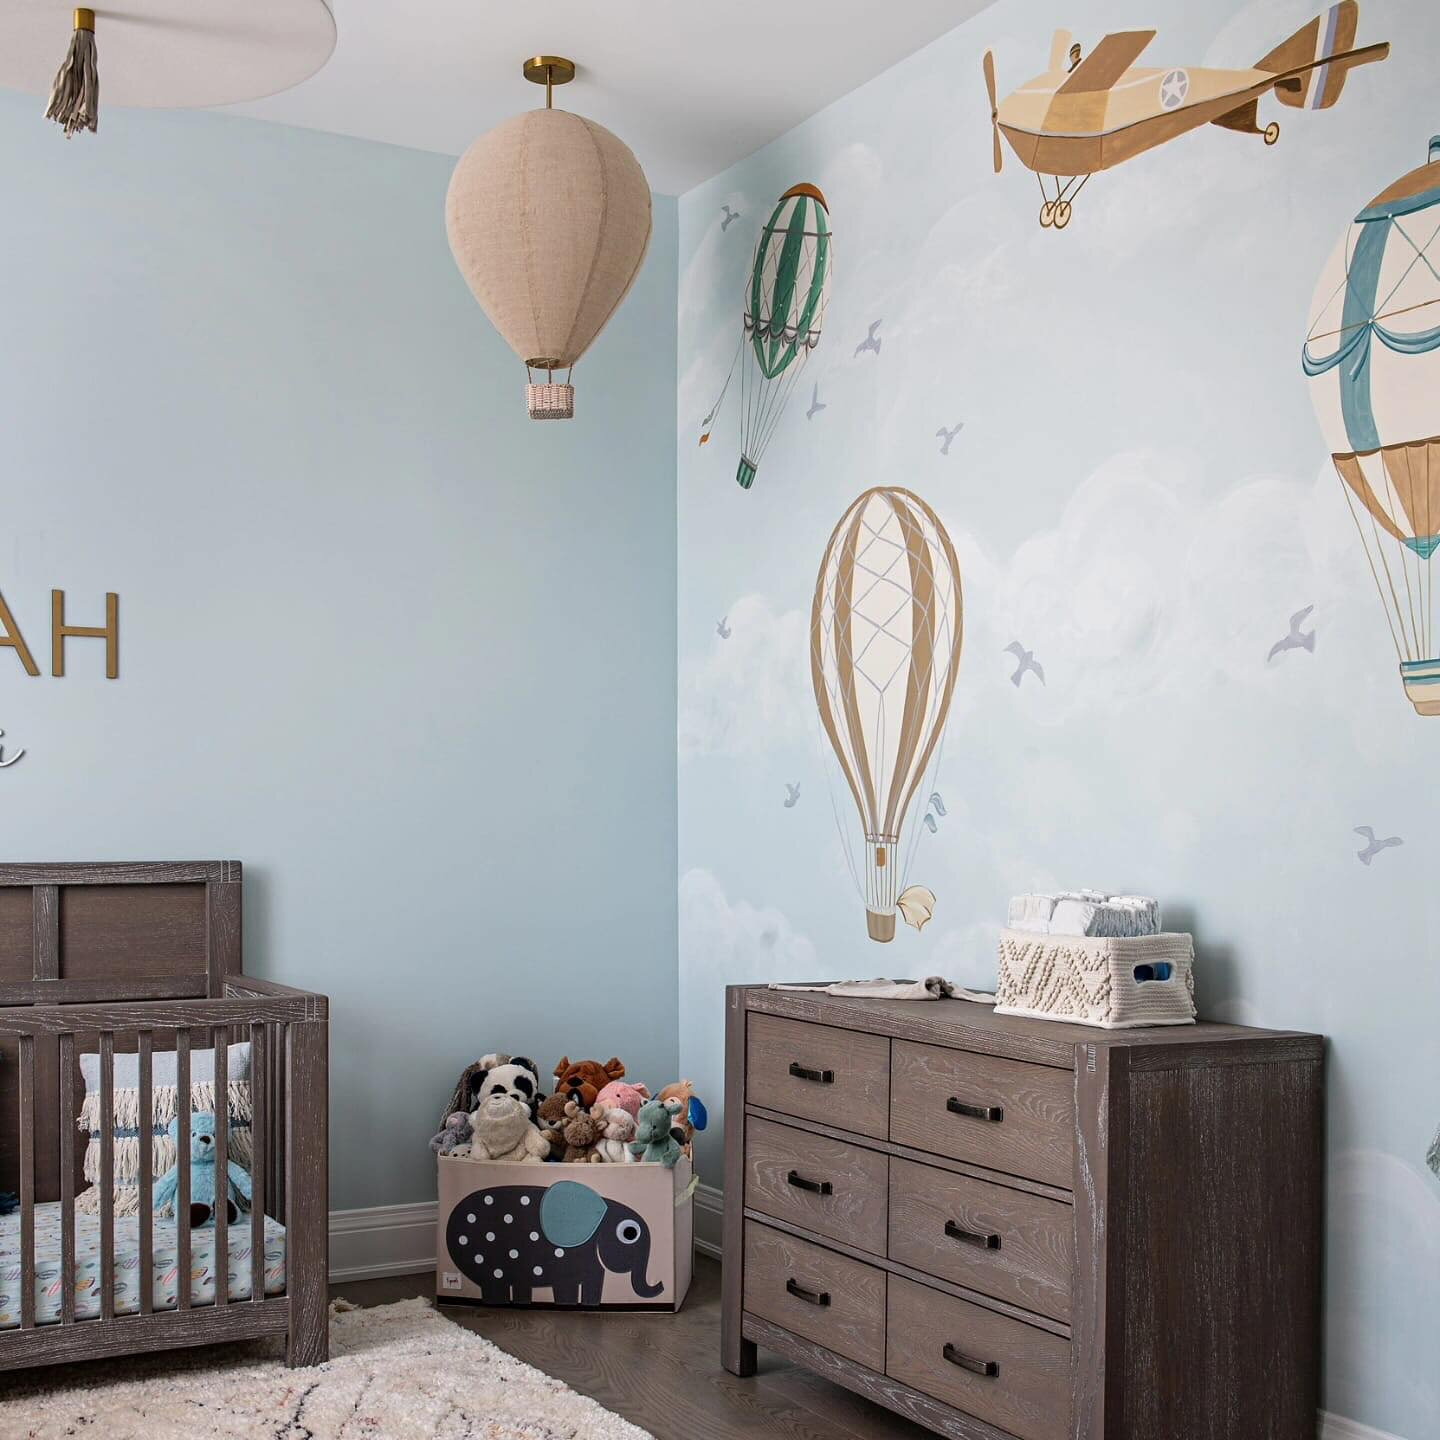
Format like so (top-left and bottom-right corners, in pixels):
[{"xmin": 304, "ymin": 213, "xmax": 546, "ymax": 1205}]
[{"xmin": 733, "ymin": 984, "xmax": 1323, "ymax": 1070}]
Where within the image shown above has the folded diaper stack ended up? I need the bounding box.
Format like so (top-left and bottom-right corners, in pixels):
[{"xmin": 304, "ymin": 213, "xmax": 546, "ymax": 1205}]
[{"xmin": 1007, "ymin": 891, "xmax": 1161, "ymax": 938}]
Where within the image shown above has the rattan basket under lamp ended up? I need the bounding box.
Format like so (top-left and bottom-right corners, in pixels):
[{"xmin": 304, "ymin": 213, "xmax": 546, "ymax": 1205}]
[
  {"xmin": 0, "ymin": 1, "xmax": 335, "ymax": 137},
  {"xmin": 445, "ymin": 56, "xmax": 653, "ymax": 421}
]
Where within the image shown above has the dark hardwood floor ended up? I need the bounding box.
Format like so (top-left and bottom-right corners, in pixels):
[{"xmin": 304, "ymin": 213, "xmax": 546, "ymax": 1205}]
[{"xmin": 333, "ymin": 1255, "xmax": 934, "ymax": 1440}]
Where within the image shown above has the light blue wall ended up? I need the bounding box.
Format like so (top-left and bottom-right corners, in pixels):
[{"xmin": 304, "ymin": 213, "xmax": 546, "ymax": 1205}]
[
  {"xmin": 0, "ymin": 90, "xmax": 679, "ymax": 1213},
  {"xmin": 676, "ymin": 2, "xmax": 1438, "ymax": 1434}
]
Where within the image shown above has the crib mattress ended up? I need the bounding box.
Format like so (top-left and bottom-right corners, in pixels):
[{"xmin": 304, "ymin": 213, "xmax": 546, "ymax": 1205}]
[{"xmin": 0, "ymin": 1202, "xmax": 286, "ymax": 1328}]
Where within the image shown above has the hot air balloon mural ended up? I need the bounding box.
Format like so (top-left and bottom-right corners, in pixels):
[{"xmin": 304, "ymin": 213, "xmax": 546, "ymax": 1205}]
[
  {"xmin": 700, "ymin": 185, "xmax": 832, "ymax": 490},
  {"xmin": 811, "ymin": 488, "xmax": 963, "ymax": 942},
  {"xmin": 1303, "ymin": 137, "xmax": 1440, "ymax": 716}
]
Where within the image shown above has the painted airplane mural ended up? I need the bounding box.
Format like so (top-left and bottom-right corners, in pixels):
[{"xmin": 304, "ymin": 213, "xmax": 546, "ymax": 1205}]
[{"xmin": 985, "ymin": 2, "xmax": 1389, "ymax": 228}]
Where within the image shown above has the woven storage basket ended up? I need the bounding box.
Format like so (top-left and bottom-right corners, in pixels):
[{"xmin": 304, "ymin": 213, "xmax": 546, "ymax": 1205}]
[{"xmin": 994, "ymin": 929, "xmax": 1196, "ymax": 1029}]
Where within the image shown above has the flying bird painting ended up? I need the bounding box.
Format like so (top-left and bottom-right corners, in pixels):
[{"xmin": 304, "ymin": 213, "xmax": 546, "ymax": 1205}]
[
  {"xmin": 715, "ymin": 616, "xmax": 732, "ymax": 640},
  {"xmin": 929, "ymin": 793, "xmax": 947, "ymax": 817},
  {"xmin": 812, "ymin": 488, "xmax": 963, "ymax": 942},
  {"xmin": 1304, "ymin": 136, "xmax": 1440, "ymax": 716},
  {"xmin": 1354, "ymin": 826, "xmax": 1403, "ymax": 865},
  {"xmin": 984, "ymin": 4, "xmax": 1389, "ymax": 229},
  {"xmin": 807, "ymin": 384, "xmax": 827, "ymax": 420},
  {"xmin": 0, "ymin": 729, "xmax": 24, "ymax": 768},
  {"xmin": 854, "ymin": 320, "xmax": 883, "ymax": 358},
  {"xmin": 936, "ymin": 423, "xmax": 964, "ymax": 455},
  {"xmin": 699, "ymin": 185, "xmax": 832, "ymax": 489},
  {"xmin": 1005, "ymin": 642, "xmax": 1045, "ymax": 687},
  {"xmin": 721, "ymin": 204, "xmax": 741, "ymax": 231},
  {"xmin": 784, "ymin": 783, "xmax": 801, "ymax": 809},
  {"xmin": 1268, "ymin": 606, "xmax": 1317, "ymax": 662},
  {"xmin": 1428, "ymin": 1123, "xmax": 1439, "ymax": 1179}
]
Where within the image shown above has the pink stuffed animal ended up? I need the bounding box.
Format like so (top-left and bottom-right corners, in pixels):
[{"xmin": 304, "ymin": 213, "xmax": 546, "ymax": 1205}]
[{"xmin": 593, "ymin": 1080, "xmax": 650, "ymax": 1120}]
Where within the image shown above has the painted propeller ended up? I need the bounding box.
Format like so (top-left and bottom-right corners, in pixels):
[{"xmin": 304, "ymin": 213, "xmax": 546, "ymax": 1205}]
[{"xmin": 984, "ymin": 51, "xmax": 1002, "ymax": 174}]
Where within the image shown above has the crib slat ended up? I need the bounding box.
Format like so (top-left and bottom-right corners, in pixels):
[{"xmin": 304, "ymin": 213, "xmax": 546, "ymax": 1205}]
[
  {"xmin": 59, "ymin": 1031, "xmax": 76, "ymax": 1325},
  {"xmin": 250, "ymin": 1022, "xmax": 266, "ymax": 1303},
  {"xmin": 18, "ymin": 1034, "xmax": 35, "ymax": 1330},
  {"xmin": 213, "ymin": 1026, "xmax": 229, "ymax": 1306},
  {"xmin": 176, "ymin": 1028, "xmax": 191, "ymax": 1310},
  {"xmin": 138, "ymin": 1030, "xmax": 154, "ymax": 1315},
  {"xmin": 99, "ymin": 1031, "xmax": 115, "ymax": 1320}
]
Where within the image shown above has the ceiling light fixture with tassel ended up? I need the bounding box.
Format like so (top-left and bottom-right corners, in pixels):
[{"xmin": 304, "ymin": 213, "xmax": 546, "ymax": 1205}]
[
  {"xmin": 0, "ymin": 1, "xmax": 337, "ymax": 139},
  {"xmin": 446, "ymin": 56, "xmax": 653, "ymax": 421}
]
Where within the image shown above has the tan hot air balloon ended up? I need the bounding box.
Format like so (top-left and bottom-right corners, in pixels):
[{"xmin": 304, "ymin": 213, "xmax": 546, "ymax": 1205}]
[
  {"xmin": 811, "ymin": 488, "xmax": 964, "ymax": 942},
  {"xmin": 446, "ymin": 58, "xmax": 653, "ymax": 421}
]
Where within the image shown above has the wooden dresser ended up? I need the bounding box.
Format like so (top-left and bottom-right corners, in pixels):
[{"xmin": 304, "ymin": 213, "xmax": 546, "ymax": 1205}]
[{"xmin": 721, "ymin": 984, "xmax": 1324, "ymax": 1440}]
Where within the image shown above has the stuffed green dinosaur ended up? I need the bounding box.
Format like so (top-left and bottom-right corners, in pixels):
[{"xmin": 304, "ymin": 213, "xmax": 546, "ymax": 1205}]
[{"xmin": 153, "ymin": 1112, "xmax": 252, "ymax": 1227}]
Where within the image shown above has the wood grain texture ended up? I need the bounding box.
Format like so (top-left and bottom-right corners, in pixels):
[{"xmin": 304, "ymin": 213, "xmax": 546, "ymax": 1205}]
[
  {"xmin": 888, "ymin": 1158, "xmax": 1072, "ymax": 1324},
  {"xmin": 746, "ymin": 1104, "xmax": 1072, "ymax": 1206},
  {"xmin": 743, "ymin": 1310, "xmax": 1021, "ymax": 1440},
  {"xmin": 746, "ymin": 1116, "xmax": 889, "ymax": 1256},
  {"xmin": 745, "ymin": 1221, "xmax": 887, "ymax": 1373},
  {"xmin": 747, "ymin": 1014, "xmax": 890, "ymax": 1139},
  {"xmin": 1115, "ymin": 1050, "xmax": 1323, "ymax": 1440},
  {"xmin": 722, "ymin": 986, "xmax": 756, "ymax": 1376},
  {"xmin": 741, "ymin": 1208, "xmax": 1070, "ymax": 1340},
  {"xmin": 59, "ymin": 1031, "xmax": 76, "ymax": 1324},
  {"xmin": 886, "ymin": 1276, "xmax": 1072, "ymax": 1440},
  {"xmin": 31, "ymin": 886, "xmax": 58, "ymax": 980},
  {"xmin": 285, "ymin": 1018, "xmax": 329, "ymax": 1366},
  {"xmin": 0, "ymin": 996, "xmax": 313, "ymax": 1036},
  {"xmin": 741, "ymin": 987, "xmax": 1318, "ymax": 1066},
  {"xmin": 891, "ymin": 1042, "xmax": 1075, "ymax": 1190}
]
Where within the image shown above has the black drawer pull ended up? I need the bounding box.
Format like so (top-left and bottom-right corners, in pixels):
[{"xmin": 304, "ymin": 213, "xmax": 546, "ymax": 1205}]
[
  {"xmin": 943, "ymin": 1342, "xmax": 999, "ymax": 1378},
  {"xmin": 945, "ymin": 1220, "xmax": 1002, "ymax": 1250},
  {"xmin": 789, "ymin": 1062, "xmax": 835, "ymax": 1084},
  {"xmin": 947, "ymin": 1096, "xmax": 1004, "ymax": 1123},
  {"xmin": 785, "ymin": 1278, "xmax": 831, "ymax": 1307},
  {"xmin": 787, "ymin": 1170, "xmax": 834, "ymax": 1197}
]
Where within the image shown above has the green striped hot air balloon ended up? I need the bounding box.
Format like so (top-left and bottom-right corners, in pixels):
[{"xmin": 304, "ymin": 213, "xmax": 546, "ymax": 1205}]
[{"xmin": 700, "ymin": 184, "xmax": 832, "ymax": 489}]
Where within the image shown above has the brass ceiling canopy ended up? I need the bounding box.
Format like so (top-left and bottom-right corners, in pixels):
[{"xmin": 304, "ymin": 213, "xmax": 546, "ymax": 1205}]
[{"xmin": 522, "ymin": 55, "xmax": 576, "ymax": 107}]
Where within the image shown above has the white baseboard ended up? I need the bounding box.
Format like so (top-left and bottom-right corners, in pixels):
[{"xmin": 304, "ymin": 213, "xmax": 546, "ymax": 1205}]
[
  {"xmin": 1319, "ymin": 1415, "xmax": 1408, "ymax": 1440},
  {"xmin": 694, "ymin": 1180, "xmax": 723, "ymax": 1260},
  {"xmin": 683, "ymin": 1187, "xmax": 1409, "ymax": 1440},
  {"xmin": 328, "ymin": 1185, "xmax": 727, "ymax": 1281},
  {"xmin": 329, "ymin": 1200, "xmax": 437, "ymax": 1282}
]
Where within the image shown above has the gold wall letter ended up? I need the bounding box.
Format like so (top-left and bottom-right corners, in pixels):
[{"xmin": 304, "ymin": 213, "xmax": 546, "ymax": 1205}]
[
  {"xmin": 51, "ymin": 590, "xmax": 119, "ymax": 679},
  {"xmin": 0, "ymin": 590, "xmax": 40, "ymax": 676}
]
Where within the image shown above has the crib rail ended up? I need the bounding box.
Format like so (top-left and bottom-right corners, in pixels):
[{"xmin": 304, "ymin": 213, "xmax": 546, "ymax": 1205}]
[{"xmin": 3, "ymin": 986, "xmax": 327, "ymax": 1369}]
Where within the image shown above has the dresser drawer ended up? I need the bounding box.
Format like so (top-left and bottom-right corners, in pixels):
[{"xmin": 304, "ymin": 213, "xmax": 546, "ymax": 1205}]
[
  {"xmin": 886, "ymin": 1276, "xmax": 1072, "ymax": 1440},
  {"xmin": 888, "ymin": 1157, "xmax": 1073, "ymax": 1323},
  {"xmin": 745, "ymin": 1117, "xmax": 889, "ymax": 1255},
  {"xmin": 744, "ymin": 1221, "xmax": 886, "ymax": 1371},
  {"xmin": 890, "ymin": 1041, "xmax": 1075, "ymax": 1189},
  {"xmin": 747, "ymin": 1014, "xmax": 889, "ymax": 1138}
]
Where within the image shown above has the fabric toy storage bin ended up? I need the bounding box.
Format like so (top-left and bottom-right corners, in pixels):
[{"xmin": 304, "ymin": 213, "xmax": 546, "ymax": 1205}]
[
  {"xmin": 994, "ymin": 929, "xmax": 1197, "ymax": 1029},
  {"xmin": 435, "ymin": 1154, "xmax": 693, "ymax": 1311}
]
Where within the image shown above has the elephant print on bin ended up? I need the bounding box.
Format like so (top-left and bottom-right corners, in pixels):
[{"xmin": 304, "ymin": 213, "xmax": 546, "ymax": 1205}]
[{"xmin": 444, "ymin": 1181, "xmax": 662, "ymax": 1305}]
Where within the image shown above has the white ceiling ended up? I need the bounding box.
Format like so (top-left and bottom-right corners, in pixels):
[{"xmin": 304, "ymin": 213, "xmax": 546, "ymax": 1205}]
[{"xmin": 225, "ymin": 0, "xmax": 994, "ymax": 194}]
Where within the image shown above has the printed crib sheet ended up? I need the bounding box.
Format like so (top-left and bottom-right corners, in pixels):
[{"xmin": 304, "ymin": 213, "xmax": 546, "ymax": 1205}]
[{"xmin": 0, "ymin": 1201, "xmax": 286, "ymax": 1327}]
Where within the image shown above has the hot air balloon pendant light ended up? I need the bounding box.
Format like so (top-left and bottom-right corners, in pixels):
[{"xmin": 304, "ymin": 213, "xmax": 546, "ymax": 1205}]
[
  {"xmin": 446, "ymin": 57, "xmax": 653, "ymax": 421},
  {"xmin": 811, "ymin": 488, "xmax": 964, "ymax": 942},
  {"xmin": 1303, "ymin": 136, "xmax": 1440, "ymax": 716},
  {"xmin": 700, "ymin": 185, "xmax": 832, "ymax": 488}
]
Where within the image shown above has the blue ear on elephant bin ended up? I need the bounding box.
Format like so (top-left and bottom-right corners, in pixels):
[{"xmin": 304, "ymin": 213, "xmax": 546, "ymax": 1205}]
[{"xmin": 540, "ymin": 1181, "xmax": 608, "ymax": 1248}]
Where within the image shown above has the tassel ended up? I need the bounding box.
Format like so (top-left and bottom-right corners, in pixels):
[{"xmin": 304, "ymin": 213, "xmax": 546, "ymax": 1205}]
[{"xmin": 45, "ymin": 9, "xmax": 99, "ymax": 138}]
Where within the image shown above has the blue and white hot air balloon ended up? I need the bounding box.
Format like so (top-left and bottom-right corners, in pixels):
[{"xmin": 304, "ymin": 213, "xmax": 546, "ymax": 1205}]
[{"xmin": 1304, "ymin": 137, "xmax": 1440, "ymax": 715}]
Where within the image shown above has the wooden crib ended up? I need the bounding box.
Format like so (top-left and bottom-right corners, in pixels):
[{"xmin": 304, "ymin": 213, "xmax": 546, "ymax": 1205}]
[{"xmin": 0, "ymin": 862, "xmax": 328, "ymax": 1370}]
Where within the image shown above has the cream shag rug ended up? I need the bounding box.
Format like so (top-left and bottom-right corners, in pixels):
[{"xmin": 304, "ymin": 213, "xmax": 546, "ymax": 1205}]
[{"xmin": 1, "ymin": 1299, "xmax": 653, "ymax": 1439}]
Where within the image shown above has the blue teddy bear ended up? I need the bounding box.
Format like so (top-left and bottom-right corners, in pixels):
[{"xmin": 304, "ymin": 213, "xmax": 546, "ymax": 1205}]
[{"xmin": 153, "ymin": 1112, "xmax": 252, "ymax": 1228}]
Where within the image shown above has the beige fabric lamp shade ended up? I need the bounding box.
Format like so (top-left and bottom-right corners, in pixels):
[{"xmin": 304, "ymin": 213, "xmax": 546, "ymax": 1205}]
[{"xmin": 446, "ymin": 108, "xmax": 653, "ymax": 420}]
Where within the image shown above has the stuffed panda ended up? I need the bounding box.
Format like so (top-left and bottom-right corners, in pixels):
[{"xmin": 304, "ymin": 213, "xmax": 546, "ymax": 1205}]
[{"xmin": 440, "ymin": 1053, "xmax": 543, "ymax": 1125}]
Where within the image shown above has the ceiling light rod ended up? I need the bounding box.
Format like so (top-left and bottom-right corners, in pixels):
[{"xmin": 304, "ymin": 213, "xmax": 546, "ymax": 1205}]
[{"xmin": 522, "ymin": 55, "xmax": 575, "ymax": 110}]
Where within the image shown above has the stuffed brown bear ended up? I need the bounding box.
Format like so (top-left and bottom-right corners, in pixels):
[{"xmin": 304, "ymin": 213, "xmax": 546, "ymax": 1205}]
[
  {"xmin": 559, "ymin": 1099, "xmax": 604, "ymax": 1163},
  {"xmin": 552, "ymin": 1056, "xmax": 626, "ymax": 1109},
  {"xmin": 535, "ymin": 1092, "xmax": 569, "ymax": 1154}
]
